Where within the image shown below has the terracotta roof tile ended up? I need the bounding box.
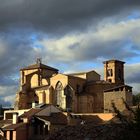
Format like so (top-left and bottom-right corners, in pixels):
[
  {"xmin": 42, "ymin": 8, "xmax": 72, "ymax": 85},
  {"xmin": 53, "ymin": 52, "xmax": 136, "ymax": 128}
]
[
  {"xmin": 20, "ymin": 108, "xmax": 42, "ymax": 119},
  {"xmin": 2, "ymin": 123, "xmax": 26, "ymax": 130},
  {"xmin": 0, "ymin": 120, "xmax": 12, "ymax": 128}
]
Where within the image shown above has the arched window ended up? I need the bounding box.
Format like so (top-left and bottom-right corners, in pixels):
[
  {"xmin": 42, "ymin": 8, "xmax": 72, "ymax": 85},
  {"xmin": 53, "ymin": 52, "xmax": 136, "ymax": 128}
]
[
  {"xmin": 55, "ymin": 81, "xmax": 65, "ymax": 109},
  {"xmin": 64, "ymin": 85, "xmax": 73, "ymax": 111},
  {"xmin": 31, "ymin": 74, "xmax": 38, "ymax": 88}
]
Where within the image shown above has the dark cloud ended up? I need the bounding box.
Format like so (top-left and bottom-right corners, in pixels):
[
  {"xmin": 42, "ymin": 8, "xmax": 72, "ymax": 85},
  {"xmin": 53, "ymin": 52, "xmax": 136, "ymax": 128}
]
[
  {"xmin": 0, "ymin": 0, "xmax": 140, "ymax": 105},
  {"xmin": 125, "ymin": 64, "xmax": 140, "ymax": 84},
  {"xmin": 126, "ymin": 71, "xmax": 140, "ymax": 84},
  {"xmin": 0, "ymin": 31, "xmax": 38, "ymax": 76},
  {"xmin": 40, "ymin": 21, "xmax": 140, "ymax": 63},
  {"xmin": 0, "ymin": 31, "xmax": 39, "ymax": 104},
  {"xmin": 75, "ymin": 41, "xmax": 137, "ymax": 61},
  {"xmin": 0, "ymin": 0, "xmax": 140, "ymax": 34},
  {"xmin": 0, "ymin": 98, "xmax": 11, "ymax": 107},
  {"xmin": 0, "ymin": 76, "xmax": 17, "ymax": 86},
  {"xmin": 0, "ymin": 85, "xmax": 17, "ymax": 106}
]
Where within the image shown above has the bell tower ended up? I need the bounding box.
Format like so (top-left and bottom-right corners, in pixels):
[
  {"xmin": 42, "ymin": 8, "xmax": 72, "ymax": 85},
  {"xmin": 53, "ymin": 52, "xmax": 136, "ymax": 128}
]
[{"xmin": 103, "ymin": 60, "xmax": 125, "ymax": 84}]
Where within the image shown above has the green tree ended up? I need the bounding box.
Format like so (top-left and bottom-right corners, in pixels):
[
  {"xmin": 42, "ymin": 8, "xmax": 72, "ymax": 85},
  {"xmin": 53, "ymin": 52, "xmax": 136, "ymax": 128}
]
[{"xmin": 133, "ymin": 93, "xmax": 140, "ymax": 106}]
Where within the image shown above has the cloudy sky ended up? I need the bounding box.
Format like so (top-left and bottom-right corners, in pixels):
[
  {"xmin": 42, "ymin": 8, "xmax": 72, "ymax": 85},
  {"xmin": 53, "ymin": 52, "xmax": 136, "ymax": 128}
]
[{"xmin": 0, "ymin": 0, "xmax": 140, "ymax": 106}]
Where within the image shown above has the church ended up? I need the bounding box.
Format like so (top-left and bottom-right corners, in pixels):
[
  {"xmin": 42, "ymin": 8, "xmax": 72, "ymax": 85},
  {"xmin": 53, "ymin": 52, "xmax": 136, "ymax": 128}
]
[{"xmin": 15, "ymin": 59, "xmax": 133, "ymax": 113}]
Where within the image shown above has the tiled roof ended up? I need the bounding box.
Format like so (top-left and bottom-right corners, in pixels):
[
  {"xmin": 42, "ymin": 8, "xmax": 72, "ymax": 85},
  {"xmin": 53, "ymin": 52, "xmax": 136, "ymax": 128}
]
[
  {"xmin": 36, "ymin": 112, "xmax": 67, "ymax": 125},
  {"xmin": 68, "ymin": 70, "xmax": 100, "ymax": 76},
  {"xmin": 2, "ymin": 123, "xmax": 26, "ymax": 131},
  {"xmin": 103, "ymin": 59, "xmax": 125, "ymax": 64},
  {"xmin": 0, "ymin": 120, "xmax": 12, "ymax": 128},
  {"xmin": 104, "ymin": 85, "xmax": 132, "ymax": 92},
  {"xmin": 20, "ymin": 63, "xmax": 58, "ymax": 71},
  {"xmin": 20, "ymin": 108, "xmax": 42, "ymax": 118}
]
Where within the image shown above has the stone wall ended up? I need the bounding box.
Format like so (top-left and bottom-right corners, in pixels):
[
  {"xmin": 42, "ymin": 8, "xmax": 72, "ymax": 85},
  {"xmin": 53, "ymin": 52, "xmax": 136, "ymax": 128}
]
[{"xmin": 104, "ymin": 91, "xmax": 132, "ymax": 112}]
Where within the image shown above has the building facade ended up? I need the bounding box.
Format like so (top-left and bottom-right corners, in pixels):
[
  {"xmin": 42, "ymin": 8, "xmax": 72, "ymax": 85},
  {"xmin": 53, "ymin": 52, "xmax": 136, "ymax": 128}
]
[
  {"xmin": 0, "ymin": 104, "xmax": 67, "ymax": 140},
  {"xmin": 14, "ymin": 59, "xmax": 133, "ymax": 113}
]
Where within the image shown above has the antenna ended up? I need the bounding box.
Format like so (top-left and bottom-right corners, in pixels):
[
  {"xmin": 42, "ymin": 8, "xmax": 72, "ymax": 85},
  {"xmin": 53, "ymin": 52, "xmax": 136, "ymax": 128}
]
[{"xmin": 36, "ymin": 58, "xmax": 42, "ymax": 64}]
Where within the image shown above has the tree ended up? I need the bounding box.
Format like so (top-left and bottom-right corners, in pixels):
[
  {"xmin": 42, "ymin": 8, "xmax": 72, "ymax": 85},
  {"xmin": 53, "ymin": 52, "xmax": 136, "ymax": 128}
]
[
  {"xmin": 0, "ymin": 105, "xmax": 3, "ymax": 115},
  {"xmin": 133, "ymin": 93, "xmax": 140, "ymax": 106}
]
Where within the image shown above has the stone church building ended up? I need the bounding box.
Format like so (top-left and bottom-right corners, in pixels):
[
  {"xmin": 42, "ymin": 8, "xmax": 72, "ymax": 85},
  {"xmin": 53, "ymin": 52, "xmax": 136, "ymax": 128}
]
[{"xmin": 15, "ymin": 59, "xmax": 133, "ymax": 113}]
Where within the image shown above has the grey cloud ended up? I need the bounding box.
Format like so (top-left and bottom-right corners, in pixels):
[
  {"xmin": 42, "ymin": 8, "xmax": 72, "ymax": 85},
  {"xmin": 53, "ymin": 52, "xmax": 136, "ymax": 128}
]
[
  {"xmin": 41, "ymin": 37, "xmax": 138, "ymax": 64},
  {"xmin": 125, "ymin": 64, "xmax": 140, "ymax": 84},
  {"xmin": 0, "ymin": 0, "xmax": 140, "ymax": 34},
  {"xmin": 0, "ymin": 0, "xmax": 140, "ymax": 106},
  {"xmin": 76, "ymin": 41, "xmax": 137, "ymax": 61},
  {"xmin": 0, "ymin": 85, "xmax": 17, "ymax": 106},
  {"xmin": 0, "ymin": 85, "xmax": 16, "ymax": 98},
  {"xmin": 0, "ymin": 32, "xmax": 39, "ymax": 102},
  {"xmin": 0, "ymin": 76, "xmax": 18, "ymax": 86},
  {"xmin": 0, "ymin": 31, "xmax": 38, "ymax": 76},
  {"xmin": 0, "ymin": 98, "xmax": 11, "ymax": 107},
  {"xmin": 126, "ymin": 72, "xmax": 140, "ymax": 84}
]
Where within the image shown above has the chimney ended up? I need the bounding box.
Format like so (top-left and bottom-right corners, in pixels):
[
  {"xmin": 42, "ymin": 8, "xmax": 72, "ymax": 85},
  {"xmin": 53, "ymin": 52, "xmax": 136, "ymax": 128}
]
[
  {"xmin": 32, "ymin": 102, "xmax": 36, "ymax": 108},
  {"xmin": 13, "ymin": 112, "xmax": 18, "ymax": 124}
]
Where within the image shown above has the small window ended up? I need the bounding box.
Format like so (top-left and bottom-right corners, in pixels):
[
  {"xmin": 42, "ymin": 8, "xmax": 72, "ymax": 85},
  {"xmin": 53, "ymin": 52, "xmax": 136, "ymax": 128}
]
[
  {"xmin": 76, "ymin": 84, "xmax": 80, "ymax": 93},
  {"xmin": 107, "ymin": 69, "xmax": 113, "ymax": 76},
  {"xmin": 118, "ymin": 69, "xmax": 121, "ymax": 80},
  {"xmin": 22, "ymin": 71, "xmax": 25, "ymax": 84},
  {"xmin": 45, "ymin": 125, "xmax": 48, "ymax": 135}
]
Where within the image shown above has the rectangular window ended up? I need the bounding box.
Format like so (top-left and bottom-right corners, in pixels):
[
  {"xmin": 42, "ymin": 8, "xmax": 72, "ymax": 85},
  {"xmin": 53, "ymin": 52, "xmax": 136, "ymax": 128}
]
[
  {"xmin": 76, "ymin": 85, "xmax": 80, "ymax": 93},
  {"xmin": 45, "ymin": 125, "xmax": 48, "ymax": 135}
]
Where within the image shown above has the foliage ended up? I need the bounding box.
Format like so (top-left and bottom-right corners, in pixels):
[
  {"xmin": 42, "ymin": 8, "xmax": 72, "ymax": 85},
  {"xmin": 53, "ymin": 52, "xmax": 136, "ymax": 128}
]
[
  {"xmin": 0, "ymin": 105, "xmax": 3, "ymax": 116},
  {"xmin": 133, "ymin": 93, "xmax": 140, "ymax": 106},
  {"xmin": 112, "ymin": 99, "xmax": 140, "ymax": 140},
  {"xmin": 134, "ymin": 105, "xmax": 140, "ymax": 127},
  {"xmin": 111, "ymin": 102, "xmax": 128, "ymax": 124}
]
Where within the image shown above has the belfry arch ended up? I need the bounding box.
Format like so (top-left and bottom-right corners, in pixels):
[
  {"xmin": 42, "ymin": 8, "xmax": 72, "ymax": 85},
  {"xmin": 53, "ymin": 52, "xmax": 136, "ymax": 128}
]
[{"xmin": 30, "ymin": 74, "xmax": 38, "ymax": 88}]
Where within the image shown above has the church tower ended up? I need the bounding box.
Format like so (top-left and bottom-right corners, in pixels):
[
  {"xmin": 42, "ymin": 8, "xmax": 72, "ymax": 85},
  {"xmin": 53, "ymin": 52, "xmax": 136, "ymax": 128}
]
[{"xmin": 103, "ymin": 60, "xmax": 125, "ymax": 84}]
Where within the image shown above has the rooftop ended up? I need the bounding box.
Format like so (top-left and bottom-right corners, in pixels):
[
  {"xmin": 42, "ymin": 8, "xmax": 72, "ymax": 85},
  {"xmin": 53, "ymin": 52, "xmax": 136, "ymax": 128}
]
[
  {"xmin": 36, "ymin": 112, "xmax": 67, "ymax": 125},
  {"xmin": 103, "ymin": 59, "xmax": 125, "ymax": 64},
  {"xmin": 68, "ymin": 70, "xmax": 100, "ymax": 76},
  {"xmin": 20, "ymin": 61, "xmax": 58, "ymax": 72},
  {"xmin": 2, "ymin": 123, "xmax": 26, "ymax": 131},
  {"xmin": 20, "ymin": 108, "xmax": 42, "ymax": 118},
  {"xmin": 104, "ymin": 85, "xmax": 132, "ymax": 92}
]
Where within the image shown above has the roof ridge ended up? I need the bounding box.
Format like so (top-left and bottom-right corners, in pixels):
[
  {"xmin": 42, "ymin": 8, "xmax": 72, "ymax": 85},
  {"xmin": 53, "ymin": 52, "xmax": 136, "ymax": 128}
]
[{"xmin": 20, "ymin": 63, "xmax": 58, "ymax": 71}]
